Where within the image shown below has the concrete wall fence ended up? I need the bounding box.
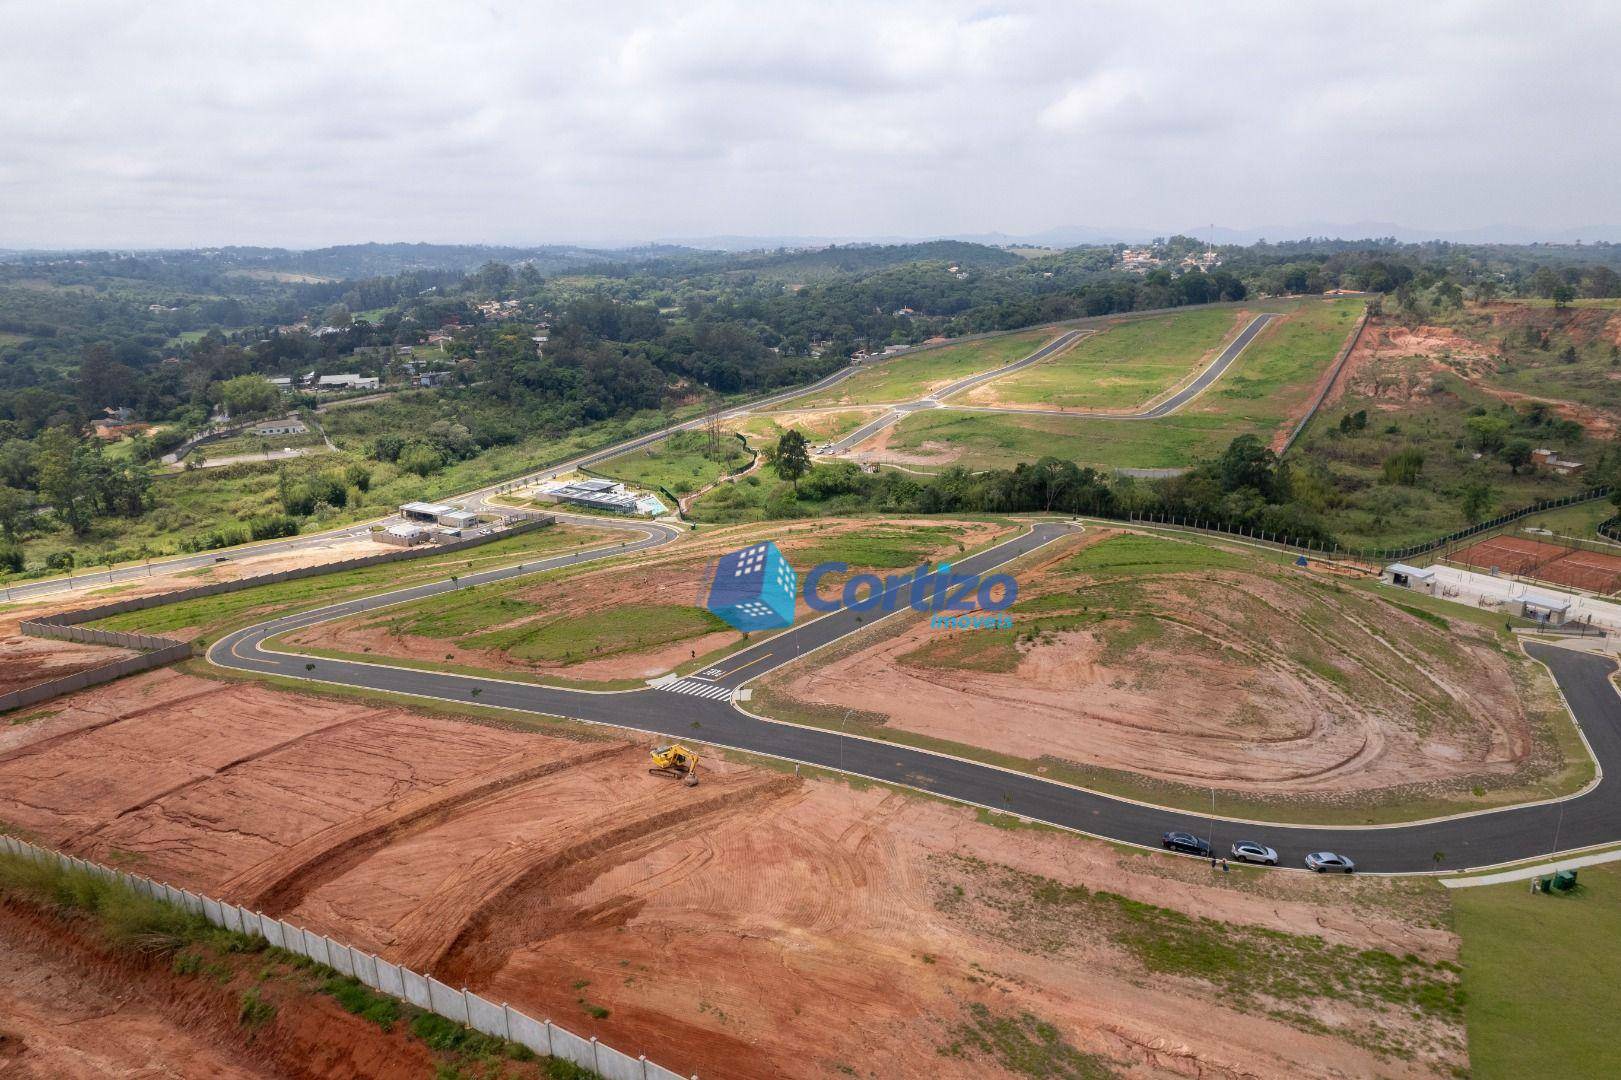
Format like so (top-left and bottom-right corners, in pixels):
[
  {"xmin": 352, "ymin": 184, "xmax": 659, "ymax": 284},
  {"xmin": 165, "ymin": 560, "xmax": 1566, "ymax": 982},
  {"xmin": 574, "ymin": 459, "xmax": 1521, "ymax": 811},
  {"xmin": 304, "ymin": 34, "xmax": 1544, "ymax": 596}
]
[
  {"xmin": 0, "ymin": 833, "xmax": 693, "ymax": 1080},
  {"xmin": 3, "ymin": 515, "xmax": 556, "ymax": 716}
]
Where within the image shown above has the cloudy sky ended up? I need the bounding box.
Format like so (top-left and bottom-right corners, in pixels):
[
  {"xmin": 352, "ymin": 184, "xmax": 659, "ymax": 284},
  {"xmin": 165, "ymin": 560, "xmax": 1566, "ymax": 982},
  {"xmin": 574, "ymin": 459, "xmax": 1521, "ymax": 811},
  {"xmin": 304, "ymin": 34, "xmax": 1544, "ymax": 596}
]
[{"xmin": 1, "ymin": 0, "xmax": 1617, "ymax": 249}]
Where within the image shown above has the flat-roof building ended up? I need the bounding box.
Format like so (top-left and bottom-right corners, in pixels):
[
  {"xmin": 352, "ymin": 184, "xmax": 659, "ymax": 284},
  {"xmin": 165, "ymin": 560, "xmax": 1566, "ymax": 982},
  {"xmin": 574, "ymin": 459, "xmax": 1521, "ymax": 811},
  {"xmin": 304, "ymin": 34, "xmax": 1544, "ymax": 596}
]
[{"xmin": 400, "ymin": 501, "xmax": 456, "ymax": 521}]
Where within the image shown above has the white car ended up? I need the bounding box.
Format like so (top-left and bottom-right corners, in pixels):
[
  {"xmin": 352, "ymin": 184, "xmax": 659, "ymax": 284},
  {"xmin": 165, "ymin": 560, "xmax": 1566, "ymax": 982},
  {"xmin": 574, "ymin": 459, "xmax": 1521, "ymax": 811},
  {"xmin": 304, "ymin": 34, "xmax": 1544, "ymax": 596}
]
[
  {"xmin": 1230, "ymin": 840, "xmax": 1278, "ymax": 865},
  {"xmin": 1305, "ymin": 851, "xmax": 1356, "ymax": 873}
]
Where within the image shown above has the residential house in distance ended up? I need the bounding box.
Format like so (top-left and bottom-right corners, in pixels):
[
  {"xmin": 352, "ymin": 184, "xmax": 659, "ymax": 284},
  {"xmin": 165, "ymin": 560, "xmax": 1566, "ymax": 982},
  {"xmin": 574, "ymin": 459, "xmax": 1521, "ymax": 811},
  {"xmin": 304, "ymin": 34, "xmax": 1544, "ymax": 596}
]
[
  {"xmin": 1117, "ymin": 247, "xmax": 1163, "ymax": 272},
  {"xmin": 1531, "ymin": 448, "xmax": 1585, "ymax": 476},
  {"xmin": 310, "ymin": 373, "xmax": 380, "ymax": 392},
  {"xmin": 269, "ymin": 376, "xmax": 293, "ymax": 392},
  {"xmin": 251, "ymin": 418, "xmax": 307, "ymax": 437}
]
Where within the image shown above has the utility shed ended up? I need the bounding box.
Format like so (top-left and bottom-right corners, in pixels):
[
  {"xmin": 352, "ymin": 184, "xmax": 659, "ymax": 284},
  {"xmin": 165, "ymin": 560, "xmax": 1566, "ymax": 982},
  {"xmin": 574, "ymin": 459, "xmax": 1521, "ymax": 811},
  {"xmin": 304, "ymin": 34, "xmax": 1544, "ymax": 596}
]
[
  {"xmin": 400, "ymin": 501, "xmax": 456, "ymax": 522},
  {"xmin": 1383, "ymin": 563, "xmax": 1436, "ymax": 592},
  {"xmin": 1520, "ymin": 591, "xmax": 1573, "ymax": 625}
]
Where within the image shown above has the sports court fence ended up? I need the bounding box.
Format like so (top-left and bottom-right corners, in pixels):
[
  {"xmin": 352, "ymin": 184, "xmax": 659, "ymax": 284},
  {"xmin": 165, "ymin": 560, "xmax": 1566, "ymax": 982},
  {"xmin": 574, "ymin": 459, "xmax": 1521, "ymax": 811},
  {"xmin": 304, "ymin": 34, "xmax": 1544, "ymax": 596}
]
[
  {"xmin": 0, "ymin": 834, "xmax": 693, "ymax": 1080},
  {"xmin": 1127, "ymin": 487, "xmax": 1611, "ymax": 567}
]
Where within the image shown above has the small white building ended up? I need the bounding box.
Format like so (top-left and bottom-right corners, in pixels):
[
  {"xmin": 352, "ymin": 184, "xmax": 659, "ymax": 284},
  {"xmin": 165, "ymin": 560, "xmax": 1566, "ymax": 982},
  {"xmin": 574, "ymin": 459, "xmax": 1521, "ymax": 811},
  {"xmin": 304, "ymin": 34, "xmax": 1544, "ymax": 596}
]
[
  {"xmin": 437, "ymin": 509, "xmax": 480, "ymax": 530},
  {"xmin": 315, "ymin": 373, "xmax": 380, "ymax": 391},
  {"xmin": 400, "ymin": 500, "xmax": 456, "ymax": 522},
  {"xmin": 252, "ymin": 418, "xmax": 307, "ymax": 437},
  {"xmin": 1520, "ymin": 591, "xmax": 1573, "ymax": 625},
  {"xmin": 375, "ymin": 523, "xmax": 430, "ymax": 547},
  {"xmin": 1383, "ymin": 563, "xmax": 1437, "ymax": 592}
]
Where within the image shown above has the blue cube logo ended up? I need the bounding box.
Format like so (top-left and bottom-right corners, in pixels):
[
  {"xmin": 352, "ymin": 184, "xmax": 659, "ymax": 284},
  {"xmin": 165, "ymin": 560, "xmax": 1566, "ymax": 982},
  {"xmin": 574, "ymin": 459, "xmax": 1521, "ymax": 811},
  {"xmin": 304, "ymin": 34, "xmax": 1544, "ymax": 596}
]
[{"xmin": 706, "ymin": 542, "xmax": 797, "ymax": 632}]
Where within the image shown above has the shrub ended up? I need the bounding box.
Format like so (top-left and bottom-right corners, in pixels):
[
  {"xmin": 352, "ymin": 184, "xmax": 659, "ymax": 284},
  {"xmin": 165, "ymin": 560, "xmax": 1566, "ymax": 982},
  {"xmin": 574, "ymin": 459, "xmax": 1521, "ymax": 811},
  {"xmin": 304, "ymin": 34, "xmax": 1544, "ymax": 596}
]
[{"xmin": 246, "ymin": 514, "xmax": 299, "ymax": 541}]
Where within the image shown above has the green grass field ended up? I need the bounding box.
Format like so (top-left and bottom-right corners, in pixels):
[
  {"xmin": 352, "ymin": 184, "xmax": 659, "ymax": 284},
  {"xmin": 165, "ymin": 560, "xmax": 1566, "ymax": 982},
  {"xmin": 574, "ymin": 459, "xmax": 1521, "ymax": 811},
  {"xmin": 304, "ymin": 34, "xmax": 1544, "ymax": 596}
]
[
  {"xmin": 792, "ymin": 328, "xmax": 1060, "ymax": 407},
  {"xmin": 3, "ymin": 403, "xmax": 704, "ymax": 581},
  {"xmin": 733, "ymin": 409, "xmax": 881, "ymax": 446},
  {"xmin": 460, "ymin": 602, "xmax": 728, "ymax": 663},
  {"xmin": 88, "ymin": 523, "xmax": 612, "ymax": 640},
  {"xmin": 971, "ymin": 307, "xmax": 1244, "ymax": 410},
  {"xmin": 884, "ymin": 298, "xmax": 1364, "ymax": 471},
  {"xmin": 190, "ymin": 429, "xmax": 328, "ymax": 460},
  {"xmin": 1453, "ymin": 863, "xmax": 1621, "ymax": 1076},
  {"xmin": 592, "ymin": 429, "xmax": 751, "ymax": 495}
]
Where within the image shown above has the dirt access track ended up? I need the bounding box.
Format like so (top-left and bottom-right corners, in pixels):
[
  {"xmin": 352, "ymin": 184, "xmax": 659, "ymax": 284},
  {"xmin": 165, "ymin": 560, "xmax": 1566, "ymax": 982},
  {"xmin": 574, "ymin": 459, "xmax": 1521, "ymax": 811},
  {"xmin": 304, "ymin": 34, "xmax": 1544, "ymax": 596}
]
[{"xmin": 0, "ymin": 669, "xmax": 1464, "ymax": 1079}]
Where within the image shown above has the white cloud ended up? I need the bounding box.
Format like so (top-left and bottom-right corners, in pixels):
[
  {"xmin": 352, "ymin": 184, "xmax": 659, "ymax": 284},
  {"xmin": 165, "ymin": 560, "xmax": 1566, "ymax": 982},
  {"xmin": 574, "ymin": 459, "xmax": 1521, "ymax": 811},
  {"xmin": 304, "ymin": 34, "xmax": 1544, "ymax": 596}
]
[{"xmin": 0, "ymin": 0, "xmax": 1616, "ymax": 247}]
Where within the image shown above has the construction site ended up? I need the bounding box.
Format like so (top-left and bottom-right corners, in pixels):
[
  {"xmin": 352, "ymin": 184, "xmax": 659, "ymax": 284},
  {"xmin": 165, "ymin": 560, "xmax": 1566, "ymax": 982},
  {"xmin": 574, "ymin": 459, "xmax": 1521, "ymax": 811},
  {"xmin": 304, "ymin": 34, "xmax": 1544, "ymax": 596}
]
[{"xmin": 0, "ymin": 668, "xmax": 1469, "ymax": 1079}]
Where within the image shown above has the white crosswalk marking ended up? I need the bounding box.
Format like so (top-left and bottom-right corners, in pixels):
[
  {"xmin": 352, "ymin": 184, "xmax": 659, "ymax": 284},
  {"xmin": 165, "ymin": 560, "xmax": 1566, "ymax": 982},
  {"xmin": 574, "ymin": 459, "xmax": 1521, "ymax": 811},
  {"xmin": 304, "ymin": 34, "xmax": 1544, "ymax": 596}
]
[{"xmin": 659, "ymin": 678, "xmax": 735, "ymax": 701}]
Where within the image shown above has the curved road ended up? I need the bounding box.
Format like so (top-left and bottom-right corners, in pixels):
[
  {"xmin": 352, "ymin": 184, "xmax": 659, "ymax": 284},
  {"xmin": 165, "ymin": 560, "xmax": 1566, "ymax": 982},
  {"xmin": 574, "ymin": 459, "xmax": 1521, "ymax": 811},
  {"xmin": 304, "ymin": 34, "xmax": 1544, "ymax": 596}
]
[
  {"xmin": 823, "ymin": 313, "xmax": 1278, "ymax": 456},
  {"xmin": 210, "ymin": 517, "xmax": 1621, "ymax": 875},
  {"xmin": 8, "ymin": 311, "xmax": 1280, "ymax": 603}
]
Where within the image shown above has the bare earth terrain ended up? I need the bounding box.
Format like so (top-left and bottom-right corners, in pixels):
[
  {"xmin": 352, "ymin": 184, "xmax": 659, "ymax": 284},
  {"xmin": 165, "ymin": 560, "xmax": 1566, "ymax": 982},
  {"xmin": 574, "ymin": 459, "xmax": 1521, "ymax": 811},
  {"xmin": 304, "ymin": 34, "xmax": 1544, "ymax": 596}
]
[
  {"xmin": 1327, "ymin": 312, "xmax": 1621, "ymax": 437},
  {"xmin": 763, "ymin": 530, "xmax": 1559, "ymax": 802},
  {"xmin": 0, "ymin": 670, "xmax": 1466, "ymax": 1079}
]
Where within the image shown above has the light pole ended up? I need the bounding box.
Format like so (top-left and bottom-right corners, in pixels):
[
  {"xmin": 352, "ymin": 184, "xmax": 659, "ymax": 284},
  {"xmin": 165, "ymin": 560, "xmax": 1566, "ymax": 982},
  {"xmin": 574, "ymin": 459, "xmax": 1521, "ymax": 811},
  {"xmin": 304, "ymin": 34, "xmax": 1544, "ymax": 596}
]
[{"xmin": 1208, "ymin": 787, "xmax": 1217, "ymax": 857}]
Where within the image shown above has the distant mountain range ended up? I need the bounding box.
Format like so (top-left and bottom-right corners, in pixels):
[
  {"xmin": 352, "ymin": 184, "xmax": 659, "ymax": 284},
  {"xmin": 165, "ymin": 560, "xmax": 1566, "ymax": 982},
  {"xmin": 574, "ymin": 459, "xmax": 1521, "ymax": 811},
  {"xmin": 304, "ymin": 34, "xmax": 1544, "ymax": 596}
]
[{"xmin": 660, "ymin": 223, "xmax": 1621, "ymax": 251}]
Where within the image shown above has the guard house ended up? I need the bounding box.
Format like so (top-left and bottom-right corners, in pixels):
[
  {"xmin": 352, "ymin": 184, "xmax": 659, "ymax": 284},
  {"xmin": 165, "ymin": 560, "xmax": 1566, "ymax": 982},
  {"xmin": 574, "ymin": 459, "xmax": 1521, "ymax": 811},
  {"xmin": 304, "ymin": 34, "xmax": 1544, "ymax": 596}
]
[
  {"xmin": 438, "ymin": 509, "xmax": 480, "ymax": 530},
  {"xmin": 1383, "ymin": 563, "xmax": 1437, "ymax": 593},
  {"xmin": 400, "ymin": 501, "xmax": 456, "ymax": 523},
  {"xmin": 1520, "ymin": 591, "xmax": 1573, "ymax": 626},
  {"xmin": 374, "ymin": 523, "xmax": 430, "ymax": 547}
]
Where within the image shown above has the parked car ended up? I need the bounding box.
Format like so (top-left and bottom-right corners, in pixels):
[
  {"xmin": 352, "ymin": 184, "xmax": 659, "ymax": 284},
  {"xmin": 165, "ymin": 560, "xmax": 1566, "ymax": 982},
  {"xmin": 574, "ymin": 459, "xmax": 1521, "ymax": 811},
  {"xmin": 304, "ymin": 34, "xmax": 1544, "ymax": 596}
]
[
  {"xmin": 1230, "ymin": 840, "xmax": 1278, "ymax": 865},
  {"xmin": 1161, "ymin": 831, "xmax": 1212, "ymax": 857},
  {"xmin": 1305, "ymin": 851, "xmax": 1356, "ymax": 873}
]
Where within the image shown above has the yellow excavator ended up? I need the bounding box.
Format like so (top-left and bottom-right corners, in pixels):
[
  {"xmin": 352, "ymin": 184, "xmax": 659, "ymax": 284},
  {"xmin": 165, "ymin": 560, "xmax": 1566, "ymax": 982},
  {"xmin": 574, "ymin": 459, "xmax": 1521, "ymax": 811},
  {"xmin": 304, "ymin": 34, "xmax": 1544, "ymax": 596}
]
[{"xmin": 649, "ymin": 743, "xmax": 700, "ymax": 786}]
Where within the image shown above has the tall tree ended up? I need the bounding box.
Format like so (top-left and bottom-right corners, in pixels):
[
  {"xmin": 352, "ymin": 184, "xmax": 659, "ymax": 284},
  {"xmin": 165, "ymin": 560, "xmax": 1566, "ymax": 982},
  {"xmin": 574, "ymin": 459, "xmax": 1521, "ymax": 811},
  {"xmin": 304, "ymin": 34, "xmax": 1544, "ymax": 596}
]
[{"xmin": 768, "ymin": 429, "xmax": 811, "ymax": 492}]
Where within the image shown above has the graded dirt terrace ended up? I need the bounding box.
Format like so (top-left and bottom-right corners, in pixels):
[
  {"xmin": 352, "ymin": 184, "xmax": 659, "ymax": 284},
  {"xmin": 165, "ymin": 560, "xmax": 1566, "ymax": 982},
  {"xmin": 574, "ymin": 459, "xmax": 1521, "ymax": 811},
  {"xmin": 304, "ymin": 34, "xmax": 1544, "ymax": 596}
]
[
  {"xmin": 283, "ymin": 517, "xmax": 1014, "ymax": 687},
  {"xmin": 0, "ymin": 532, "xmax": 382, "ymax": 695},
  {"xmin": 758, "ymin": 530, "xmax": 1575, "ymax": 811},
  {"xmin": 0, "ymin": 670, "xmax": 1467, "ymax": 1079}
]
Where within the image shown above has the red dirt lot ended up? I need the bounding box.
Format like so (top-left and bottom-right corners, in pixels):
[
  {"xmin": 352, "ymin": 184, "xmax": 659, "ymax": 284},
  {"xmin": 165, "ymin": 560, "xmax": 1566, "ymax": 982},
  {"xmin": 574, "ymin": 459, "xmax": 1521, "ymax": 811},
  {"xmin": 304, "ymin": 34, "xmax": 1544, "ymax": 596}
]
[
  {"xmin": 1452, "ymin": 534, "xmax": 1621, "ymax": 594},
  {"xmin": 0, "ymin": 670, "xmax": 1464, "ymax": 1079},
  {"xmin": 0, "ymin": 897, "xmax": 439, "ymax": 1080}
]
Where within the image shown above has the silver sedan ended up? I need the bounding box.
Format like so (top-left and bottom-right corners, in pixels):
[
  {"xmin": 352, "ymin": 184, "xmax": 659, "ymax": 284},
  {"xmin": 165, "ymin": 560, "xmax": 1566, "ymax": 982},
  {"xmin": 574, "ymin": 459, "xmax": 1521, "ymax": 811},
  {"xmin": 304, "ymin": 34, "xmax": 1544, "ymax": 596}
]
[
  {"xmin": 1230, "ymin": 840, "xmax": 1278, "ymax": 865},
  {"xmin": 1305, "ymin": 851, "xmax": 1356, "ymax": 873}
]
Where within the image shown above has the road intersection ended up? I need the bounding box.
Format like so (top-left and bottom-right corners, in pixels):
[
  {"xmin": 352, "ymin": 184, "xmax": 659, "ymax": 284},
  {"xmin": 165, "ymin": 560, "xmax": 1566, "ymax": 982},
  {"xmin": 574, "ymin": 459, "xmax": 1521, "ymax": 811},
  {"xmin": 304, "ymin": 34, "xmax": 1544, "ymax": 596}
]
[{"xmin": 208, "ymin": 514, "xmax": 1621, "ymax": 876}]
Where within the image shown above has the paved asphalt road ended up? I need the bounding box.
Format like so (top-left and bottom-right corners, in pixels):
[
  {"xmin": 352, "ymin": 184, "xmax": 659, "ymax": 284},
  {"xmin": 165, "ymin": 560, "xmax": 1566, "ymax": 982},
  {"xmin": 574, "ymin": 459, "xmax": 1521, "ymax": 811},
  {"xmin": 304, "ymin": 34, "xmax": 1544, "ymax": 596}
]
[
  {"xmin": 824, "ymin": 313, "xmax": 1278, "ymax": 458},
  {"xmin": 822, "ymin": 329, "xmax": 1089, "ymax": 454},
  {"xmin": 948, "ymin": 311, "xmax": 1279, "ymax": 421},
  {"xmin": 7, "ymin": 311, "xmax": 1267, "ymax": 602},
  {"xmin": 211, "ymin": 517, "xmax": 1621, "ymax": 875},
  {"xmin": 3, "ymin": 351, "xmax": 879, "ymax": 604}
]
